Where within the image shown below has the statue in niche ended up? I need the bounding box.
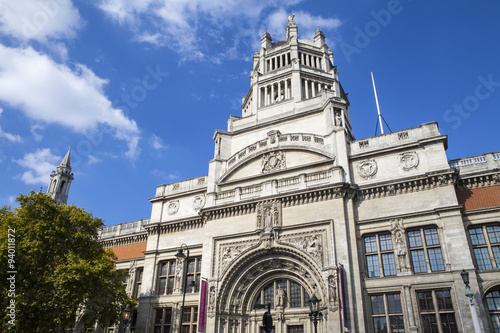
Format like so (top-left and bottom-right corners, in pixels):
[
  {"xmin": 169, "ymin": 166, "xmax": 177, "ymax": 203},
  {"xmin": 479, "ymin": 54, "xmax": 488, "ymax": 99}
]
[
  {"xmin": 126, "ymin": 261, "xmax": 137, "ymax": 297},
  {"xmin": 328, "ymin": 274, "xmax": 337, "ymax": 302},
  {"xmin": 276, "ymin": 287, "xmax": 286, "ymax": 307},
  {"xmin": 335, "ymin": 111, "xmax": 342, "ymax": 127},
  {"xmin": 174, "ymin": 258, "xmax": 184, "ymax": 293},
  {"xmin": 264, "ymin": 208, "xmax": 273, "ymax": 231},
  {"xmin": 391, "ymin": 219, "xmax": 410, "ymax": 272},
  {"xmin": 256, "ymin": 200, "xmax": 281, "ymax": 231}
]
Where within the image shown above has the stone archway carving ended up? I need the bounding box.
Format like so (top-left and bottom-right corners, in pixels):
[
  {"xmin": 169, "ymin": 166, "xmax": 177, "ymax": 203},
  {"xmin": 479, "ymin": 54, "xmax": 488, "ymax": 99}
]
[{"xmin": 214, "ymin": 246, "xmax": 327, "ymax": 331}]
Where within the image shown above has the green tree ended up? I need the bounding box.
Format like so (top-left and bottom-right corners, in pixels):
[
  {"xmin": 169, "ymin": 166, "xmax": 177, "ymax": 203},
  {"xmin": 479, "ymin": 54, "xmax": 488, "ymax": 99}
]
[{"xmin": 0, "ymin": 191, "xmax": 135, "ymax": 332}]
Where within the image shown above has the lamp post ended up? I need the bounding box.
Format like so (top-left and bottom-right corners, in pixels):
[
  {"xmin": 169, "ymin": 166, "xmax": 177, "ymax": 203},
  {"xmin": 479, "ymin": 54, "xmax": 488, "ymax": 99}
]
[
  {"xmin": 254, "ymin": 303, "xmax": 272, "ymax": 333},
  {"xmin": 175, "ymin": 244, "xmax": 196, "ymax": 333},
  {"xmin": 460, "ymin": 269, "xmax": 481, "ymax": 333},
  {"xmin": 308, "ymin": 295, "xmax": 322, "ymax": 333},
  {"xmin": 121, "ymin": 306, "xmax": 131, "ymax": 333}
]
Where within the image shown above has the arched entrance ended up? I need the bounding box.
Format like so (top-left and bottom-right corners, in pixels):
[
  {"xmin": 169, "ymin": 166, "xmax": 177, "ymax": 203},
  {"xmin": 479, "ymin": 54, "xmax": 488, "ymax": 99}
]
[{"xmin": 215, "ymin": 246, "xmax": 329, "ymax": 333}]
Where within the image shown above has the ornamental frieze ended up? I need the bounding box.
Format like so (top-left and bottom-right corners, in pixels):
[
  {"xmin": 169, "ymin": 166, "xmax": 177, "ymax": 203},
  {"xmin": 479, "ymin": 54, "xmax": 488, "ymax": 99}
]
[{"xmin": 282, "ymin": 233, "xmax": 323, "ymax": 265}]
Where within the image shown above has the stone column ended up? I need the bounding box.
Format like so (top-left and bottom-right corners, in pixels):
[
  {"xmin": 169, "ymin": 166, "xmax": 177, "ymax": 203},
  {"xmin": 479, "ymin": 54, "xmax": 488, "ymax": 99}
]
[
  {"xmin": 304, "ymin": 80, "xmax": 309, "ymax": 99},
  {"xmin": 285, "ymin": 80, "xmax": 289, "ymax": 99},
  {"xmin": 264, "ymin": 86, "xmax": 268, "ymax": 106},
  {"xmin": 271, "ymin": 84, "xmax": 275, "ymax": 104},
  {"xmin": 403, "ymin": 284, "xmax": 418, "ymax": 332}
]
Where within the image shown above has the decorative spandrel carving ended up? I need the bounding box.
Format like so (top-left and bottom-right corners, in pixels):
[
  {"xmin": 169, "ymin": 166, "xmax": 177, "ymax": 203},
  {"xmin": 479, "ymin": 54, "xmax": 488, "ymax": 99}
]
[
  {"xmin": 261, "ymin": 151, "xmax": 286, "ymax": 173},
  {"xmin": 390, "ymin": 219, "xmax": 411, "ymax": 274},
  {"xmin": 220, "ymin": 244, "xmax": 253, "ymax": 272},
  {"xmin": 358, "ymin": 159, "xmax": 377, "ymax": 178},
  {"xmin": 283, "ymin": 234, "xmax": 323, "ymax": 265},
  {"xmin": 168, "ymin": 200, "xmax": 179, "ymax": 215},
  {"xmin": 399, "ymin": 151, "xmax": 419, "ymax": 171},
  {"xmin": 256, "ymin": 200, "xmax": 282, "ymax": 233}
]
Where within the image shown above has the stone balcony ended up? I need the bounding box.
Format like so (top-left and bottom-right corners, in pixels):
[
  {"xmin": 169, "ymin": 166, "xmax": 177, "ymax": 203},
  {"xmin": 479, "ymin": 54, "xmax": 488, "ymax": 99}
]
[{"xmin": 100, "ymin": 218, "xmax": 150, "ymax": 239}]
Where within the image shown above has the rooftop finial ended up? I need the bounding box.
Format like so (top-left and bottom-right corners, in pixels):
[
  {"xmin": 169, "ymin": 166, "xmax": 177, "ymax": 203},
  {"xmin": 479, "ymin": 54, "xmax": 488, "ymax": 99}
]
[{"xmin": 288, "ymin": 13, "xmax": 295, "ymax": 24}]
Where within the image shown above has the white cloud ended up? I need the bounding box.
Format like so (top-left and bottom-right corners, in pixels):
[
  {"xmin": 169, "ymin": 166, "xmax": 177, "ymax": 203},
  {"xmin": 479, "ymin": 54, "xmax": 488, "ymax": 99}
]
[
  {"xmin": 7, "ymin": 195, "xmax": 16, "ymax": 205},
  {"xmin": 0, "ymin": 45, "xmax": 141, "ymax": 158},
  {"xmin": 14, "ymin": 148, "xmax": 60, "ymax": 185},
  {"xmin": 30, "ymin": 124, "xmax": 44, "ymax": 141},
  {"xmin": 96, "ymin": 0, "xmax": 339, "ymax": 62},
  {"xmin": 0, "ymin": 126, "xmax": 22, "ymax": 142},
  {"xmin": 87, "ymin": 154, "xmax": 102, "ymax": 165},
  {"xmin": 0, "ymin": 0, "xmax": 84, "ymax": 42},
  {"xmin": 150, "ymin": 134, "xmax": 166, "ymax": 150}
]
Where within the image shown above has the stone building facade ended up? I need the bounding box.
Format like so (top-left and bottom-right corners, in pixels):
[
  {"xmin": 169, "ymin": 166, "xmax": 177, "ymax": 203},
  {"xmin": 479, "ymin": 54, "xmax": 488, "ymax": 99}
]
[{"xmin": 99, "ymin": 17, "xmax": 500, "ymax": 333}]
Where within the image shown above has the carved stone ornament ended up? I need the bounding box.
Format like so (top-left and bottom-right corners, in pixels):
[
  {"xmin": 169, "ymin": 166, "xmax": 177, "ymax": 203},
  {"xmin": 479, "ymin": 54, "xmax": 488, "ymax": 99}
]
[
  {"xmin": 399, "ymin": 151, "xmax": 419, "ymax": 171},
  {"xmin": 261, "ymin": 151, "xmax": 286, "ymax": 173},
  {"xmin": 285, "ymin": 234, "xmax": 323, "ymax": 264},
  {"xmin": 220, "ymin": 244, "xmax": 252, "ymax": 271},
  {"xmin": 193, "ymin": 195, "xmax": 206, "ymax": 211},
  {"xmin": 357, "ymin": 159, "xmax": 377, "ymax": 178},
  {"xmin": 256, "ymin": 200, "xmax": 282, "ymax": 232},
  {"xmin": 167, "ymin": 200, "xmax": 179, "ymax": 215}
]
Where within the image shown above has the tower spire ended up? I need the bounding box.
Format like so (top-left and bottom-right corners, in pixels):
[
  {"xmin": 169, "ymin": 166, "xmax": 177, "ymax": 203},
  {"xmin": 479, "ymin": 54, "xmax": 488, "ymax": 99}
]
[{"xmin": 47, "ymin": 146, "xmax": 74, "ymax": 204}]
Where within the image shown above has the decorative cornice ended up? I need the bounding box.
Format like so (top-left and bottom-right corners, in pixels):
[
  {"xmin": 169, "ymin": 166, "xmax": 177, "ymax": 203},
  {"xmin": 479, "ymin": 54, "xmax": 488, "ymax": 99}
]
[
  {"xmin": 101, "ymin": 233, "xmax": 148, "ymax": 248},
  {"xmin": 145, "ymin": 217, "xmax": 205, "ymax": 235},
  {"xmin": 356, "ymin": 170, "xmax": 457, "ymax": 201},
  {"xmin": 455, "ymin": 171, "xmax": 500, "ymax": 190}
]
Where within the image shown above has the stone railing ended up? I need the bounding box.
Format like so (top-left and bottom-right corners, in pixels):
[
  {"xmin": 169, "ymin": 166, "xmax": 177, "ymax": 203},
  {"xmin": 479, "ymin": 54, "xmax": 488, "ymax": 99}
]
[
  {"xmin": 215, "ymin": 168, "xmax": 342, "ymax": 204},
  {"xmin": 226, "ymin": 132, "xmax": 326, "ymax": 170},
  {"xmin": 155, "ymin": 176, "xmax": 208, "ymax": 197},
  {"xmin": 449, "ymin": 152, "xmax": 499, "ymax": 174},
  {"xmin": 99, "ymin": 218, "xmax": 150, "ymax": 239}
]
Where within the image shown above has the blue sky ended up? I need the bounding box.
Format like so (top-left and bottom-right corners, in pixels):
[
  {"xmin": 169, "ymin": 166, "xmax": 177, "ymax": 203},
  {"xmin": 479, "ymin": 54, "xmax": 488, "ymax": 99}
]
[{"xmin": 1, "ymin": 0, "xmax": 499, "ymax": 226}]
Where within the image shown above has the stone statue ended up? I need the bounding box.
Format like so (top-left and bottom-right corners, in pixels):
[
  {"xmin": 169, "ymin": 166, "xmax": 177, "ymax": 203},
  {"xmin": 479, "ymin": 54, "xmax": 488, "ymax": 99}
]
[
  {"xmin": 328, "ymin": 274, "xmax": 337, "ymax": 302},
  {"xmin": 288, "ymin": 13, "xmax": 295, "ymax": 24},
  {"xmin": 276, "ymin": 287, "xmax": 286, "ymax": 307},
  {"xmin": 335, "ymin": 111, "xmax": 342, "ymax": 127}
]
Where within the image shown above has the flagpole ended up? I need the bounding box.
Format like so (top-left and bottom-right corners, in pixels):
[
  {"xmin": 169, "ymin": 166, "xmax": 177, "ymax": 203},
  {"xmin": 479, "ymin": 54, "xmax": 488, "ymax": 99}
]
[{"xmin": 371, "ymin": 72, "xmax": 384, "ymax": 134}]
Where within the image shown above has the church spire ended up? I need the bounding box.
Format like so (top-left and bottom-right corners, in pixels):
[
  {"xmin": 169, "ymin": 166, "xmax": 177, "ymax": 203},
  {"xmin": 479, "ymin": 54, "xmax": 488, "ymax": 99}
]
[{"xmin": 47, "ymin": 146, "xmax": 74, "ymax": 204}]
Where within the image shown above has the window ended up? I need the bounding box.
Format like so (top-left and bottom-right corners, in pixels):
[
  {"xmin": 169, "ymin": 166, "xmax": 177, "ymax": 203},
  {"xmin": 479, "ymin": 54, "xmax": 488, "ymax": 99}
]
[
  {"xmin": 158, "ymin": 260, "xmax": 177, "ymax": 295},
  {"xmin": 370, "ymin": 293, "xmax": 404, "ymax": 333},
  {"xmin": 133, "ymin": 268, "xmax": 143, "ymax": 299},
  {"xmin": 154, "ymin": 307, "xmax": 172, "ymax": 333},
  {"xmin": 417, "ymin": 290, "xmax": 457, "ymax": 333},
  {"xmin": 181, "ymin": 306, "xmax": 198, "ymax": 333},
  {"xmin": 469, "ymin": 225, "xmax": 500, "ymax": 270},
  {"xmin": 253, "ymin": 279, "xmax": 310, "ymax": 309},
  {"xmin": 186, "ymin": 257, "xmax": 202, "ymax": 292},
  {"xmin": 288, "ymin": 325, "xmax": 304, "ymax": 333},
  {"xmin": 364, "ymin": 234, "xmax": 396, "ymax": 278},
  {"xmin": 408, "ymin": 228, "xmax": 445, "ymax": 273},
  {"xmin": 486, "ymin": 288, "xmax": 500, "ymax": 333}
]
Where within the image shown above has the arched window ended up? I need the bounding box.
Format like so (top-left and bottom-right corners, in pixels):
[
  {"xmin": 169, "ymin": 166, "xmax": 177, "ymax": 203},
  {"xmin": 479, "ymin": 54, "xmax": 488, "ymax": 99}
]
[
  {"xmin": 486, "ymin": 288, "xmax": 500, "ymax": 332},
  {"xmin": 253, "ymin": 278, "xmax": 310, "ymax": 309},
  {"xmin": 59, "ymin": 180, "xmax": 67, "ymax": 195}
]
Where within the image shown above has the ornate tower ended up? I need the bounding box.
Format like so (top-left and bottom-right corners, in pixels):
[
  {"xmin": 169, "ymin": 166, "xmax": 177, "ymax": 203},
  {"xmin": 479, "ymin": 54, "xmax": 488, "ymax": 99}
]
[{"xmin": 47, "ymin": 147, "xmax": 74, "ymax": 204}]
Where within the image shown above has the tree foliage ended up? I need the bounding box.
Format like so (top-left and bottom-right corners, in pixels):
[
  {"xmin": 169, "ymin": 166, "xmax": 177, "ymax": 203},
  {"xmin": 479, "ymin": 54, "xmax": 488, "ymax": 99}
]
[{"xmin": 0, "ymin": 191, "xmax": 134, "ymax": 332}]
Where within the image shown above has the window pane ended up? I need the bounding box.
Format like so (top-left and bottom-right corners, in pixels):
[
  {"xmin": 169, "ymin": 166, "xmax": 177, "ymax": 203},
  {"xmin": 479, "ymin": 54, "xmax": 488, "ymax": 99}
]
[
  {"xmin": 474, "ymin": 247, "xmax": 493, "ymax": 270},
  {"xmin": 469, "ymin": 227, "xmax": 486, "ymax": 246},
  {"xmin": 197, "ymin": 258, "xmax": 202, "ymax": 271},
  {"xmin": 486, "ymin": 290, "xmax": 500, "ymax": 311},
  {"xmin": 371, "ymin": 295, "xmax": 385, "ymax": 315},
  {"xmin": 365, "ymin": 236, "xmax": 378, "ymax": 253},
  {"xmin": 487, "ymin": 226, "xmax": 500, "ymax": 244},
  {"xmin": 382, "ymin": 253, "xmax": 396, "ymax": 276},
  {"xmin": 428, "ymin": 248, "xmax": 445, "ymax": 271},
  {"xmin": 411, "ymin": 249, "xmax": 427, "ymax": 273},
  {"xmin": 167, "ymin": 277, "xmax": 175, "ymax": 294},
  {"xmin": 421, "ymin": 314, "xmax": 439, "ymax": 333},
  {"xmin": 389, "ymin": 315, "xmax": 405, "ymax": 332},
  {"xmin": 169, "ymin": 261, "xmax": 176, "ymax": 275},
  {"xmin": 379, "ymin": 234, "xmax": 393, "ymax": 251},
  {"xmin": 436, "ymin": 290, "xmax": 453, "ymax": 310},
  {"xmin": 264, "ymin": 283, "xmax": 275, "ymax": 309},
  {"xmin": 424, "ymin": 228, "xmax": 440, "ymax": 246},
  {"xmin": 387, "ymin": 294, "xmax": 402, "ymax": 313},
  {"xmin": 418, "ymin": 292, "xmax": 434, "ymax": 311},
  {"xmin": 408, "ymin": 230, "xmax": 422, "ymax": 248},
  {"xmin": 290, "ymin": 281, "xmax": 301, "ymax": 308},
  {"xmin": 158, "ymin": 278, "xmax": 166, "ymax": 295},
  {"xmin": 187, "ymin": 259, "xmax": 195, "ymax": 273},
  {"xmin": 160, "ymin": 263, "xmax": 168, "ymax": 275},
  {"xmin": 367, "ymin": 254, "xmax": 380, "ymax": 277},
  {"xmin": 155, "ymin": 309, "xmax": 163, "ymax": 324},
  {"xmin": 493, "ymin": 246, "xmax": 500, "ymax": 267},
  {"xmin": 440, "ymin": 313, "xmax": 458, "ymax": 333},
  {"xmin": 182, "ymin": 307, "xmax": 191, "ymax": 323},
  {"xmin": 373, "ymin": 317, "xmax": 387, "ymax": 333},
  {"xmin": 491, "ymin": 314, "xmax": 500, "ymax": 333}
]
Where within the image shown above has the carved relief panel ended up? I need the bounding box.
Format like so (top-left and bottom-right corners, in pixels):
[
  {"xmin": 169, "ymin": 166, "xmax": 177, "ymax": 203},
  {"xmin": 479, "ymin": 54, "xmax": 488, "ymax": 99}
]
[
  {"xmin": 256, "ymin": 200, "xmax": 282, "ymax": 232},
  {"xmin": 261, "ymin": 151, "xmax": 286, "ymax": 173}
]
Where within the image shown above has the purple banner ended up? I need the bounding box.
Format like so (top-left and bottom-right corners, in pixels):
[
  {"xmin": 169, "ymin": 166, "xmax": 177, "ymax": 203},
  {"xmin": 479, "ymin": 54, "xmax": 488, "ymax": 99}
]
[{"xmin": 198, "ymin": 279, "xmax": 208, "ymax": 332}]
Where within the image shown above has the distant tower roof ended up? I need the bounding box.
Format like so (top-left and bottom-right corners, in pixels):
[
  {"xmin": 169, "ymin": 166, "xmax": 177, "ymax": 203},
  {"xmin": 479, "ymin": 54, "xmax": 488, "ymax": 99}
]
[{"xmin": 47, "ymin": 146, "xmax": 74, "ymax": 204}]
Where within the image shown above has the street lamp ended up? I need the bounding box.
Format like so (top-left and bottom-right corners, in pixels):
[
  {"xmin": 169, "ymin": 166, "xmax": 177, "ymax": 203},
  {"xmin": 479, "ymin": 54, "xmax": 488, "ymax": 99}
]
[
  {"xmin": 460, "ymin": 269, "xmax": 481, "ymax": 333},
  {"xmin": 254, "ymin": 303, "xmax": 272, "ymax": 333},
  {"xmin": 176, "ymin": 244, "xmax": 196, "ymax": 333},
  {"xmin": 121, "ymin": 306, "xmax": 131, "ymax": 333},
  {"xmin": 308, "ymin": 295, "xmax": 322, "ymax": 333}
]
